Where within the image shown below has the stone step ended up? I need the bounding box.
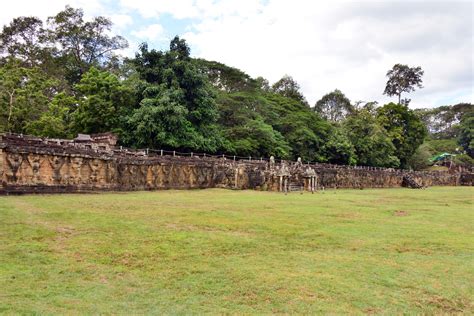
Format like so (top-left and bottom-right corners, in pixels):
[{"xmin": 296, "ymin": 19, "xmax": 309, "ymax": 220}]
[{"xmin": 289, "ymin": 183, "xmax": 303, "ymax": 191}]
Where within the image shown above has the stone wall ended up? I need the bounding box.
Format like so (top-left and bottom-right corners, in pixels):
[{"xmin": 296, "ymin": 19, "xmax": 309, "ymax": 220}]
[{"xmin": 0, "ymin": 134, "xmax": 467, "ymax": 194}]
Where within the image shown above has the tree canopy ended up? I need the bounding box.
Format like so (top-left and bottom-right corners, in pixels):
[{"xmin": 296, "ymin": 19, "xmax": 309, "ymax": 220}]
[
  {"xmin": 383, "ymin": 64, "xmax": 424, "ymax": 104},
  {"xmin": 314, "ymin": 89, "xmax": 354, "ymax": 123}
]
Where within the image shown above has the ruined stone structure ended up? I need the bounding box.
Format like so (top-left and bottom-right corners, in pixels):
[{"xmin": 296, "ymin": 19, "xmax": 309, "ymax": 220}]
[{"xmin": 0, "ymin": 133, "xmax": 469, "ymax": 194}]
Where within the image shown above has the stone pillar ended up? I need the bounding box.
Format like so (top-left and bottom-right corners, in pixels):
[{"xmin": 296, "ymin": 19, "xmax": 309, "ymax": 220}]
[
  {"xmin": 235, "ymin": 168, "xmax": 239, "ymax": 189},
  {"xmin": 0, "ymin": 148, "xmax": 3, "ymax": 188},
  {"xmin": 279, "ymin": 176, "xmax": 283, "ymax": 192}
]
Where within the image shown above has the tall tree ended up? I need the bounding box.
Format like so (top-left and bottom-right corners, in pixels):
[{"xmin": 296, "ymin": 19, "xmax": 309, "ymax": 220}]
[
  {"xmin": 124, "ymin": 38, "xmax": 221, "ymax": 151},
  {"xmin": 323, "ymin": 128, "xmax": 357, "ymax": 165},
  {"xmin": 0, "ymin": 59, "xmax": 57, "ymax": 133},
  {"xmin": 271, "ymin": 75, "xmax": 309, "ymax": 106},
  {"xmin": 314, "ymin": 89, "xmax": 354, "ymax": 122},
  {"xmin": 26, "ymin": 92, "xmax": 77, "ymax": 138},
  {"xmin": 0, "ymin": 17, "xmax": 48, "ymax": 67},
  {"xmin": 377, "ymin": 102, "xmax": 427, "ymax": 168},
  {"xmin": 265, "ymin": 93, "xmax": 332, "ymax": 161},
  {"xmin": 344, "ymin": 107, "xmax": 400, "ymax": 167},
  {"xmin": 47, "ymin": 6, "xmax": 128, "ymax": 84},
  {"xmin": 194, "ymin": 59, "xmax": 258, "ymax": 93},
  {"xmin": 458, "ymin": 112, "xmax": 474, "ymax": 158},
  {"xmin": 383, "ymin": 64, "xmax": 424, "ymax": 104},
  {"xmin": 72, "ymin": 67, "xmax": 134, "ymax": 134},
  {"xmin": 216, "ymin": 91, "xmax": 291, "ymax": 158}
]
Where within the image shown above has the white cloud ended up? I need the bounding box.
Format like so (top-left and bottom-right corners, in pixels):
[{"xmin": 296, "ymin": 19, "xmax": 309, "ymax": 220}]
[
  {"xmin": 108, "ymin": 14, "xmax": 133, "ymax": 29},
  {"xmin": 119, "ymin": 0, "xmax": 199, "ymax": 19},
  {"xmin": 131, "ymin": 23, "xmax": 165, "ymax": 41},
  {"xmin": 0, "ymin": 0, "xmax": 104, "ymax": 26},
  {"xmin": 183, "ymin": 0, "xmax": 473, "ymax": 107}
]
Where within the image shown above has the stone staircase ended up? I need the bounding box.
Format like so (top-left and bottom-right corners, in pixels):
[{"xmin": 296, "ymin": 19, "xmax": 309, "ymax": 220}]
[{"xmin": 288, "ymin": 181, "xmax": 304, "ymax": 192}]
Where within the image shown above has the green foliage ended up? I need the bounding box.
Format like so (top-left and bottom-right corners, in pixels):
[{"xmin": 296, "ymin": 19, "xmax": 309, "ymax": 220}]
[
  {"xmin": 323, "ymin": 127, "xmax": 357, "ymax": 165},
  {"xmin": 271, "ymin": 75, "xmax": 309, "ymax": 106},
  {"xmin": 194, "ymin": 59, "xmax": 258, "ymax": 93},
  {"xmin": 458, "ymin": 112, "xmax": 474, "ymax": 157},
  {"xmin": 344, "ymin": 107, "xmax": 400, "ymax": 167},
  {"xmin": 314, "ymin": 89, "xmax": 354, "ymax": 122},
  {"xmin": 124, "ymin": 38, "xmax": 221, "ymax": 151},
  {"xmin": 216, "ymin": 91, "xmax": 290, "ymax": 157},
  {"xmin": 47, "ymin": 6, "xmax": 128, "ymax": 84},
  {"xmin": 453, "ymin": 153, "xmax": 474, "ymax": 168},
  {"xmin": 425, "ymin": 138, "xmax": 459, "ymax": 154},
  {"xmin": 377, "ymin": 102, "xmax": 427, "ymax": 167},
  {"xmin": 72, "ymin": 67, "xmax": 133, "ymax": 135},
  {"xmin": 264, "ymin": 93, "xmax": 331, "ymax": 161},
  {"xmin": 26, "ymin": 92, "xmax": 76, "ymax": 138},
  {"xmin": 0, "ymin": 59, "xmax": 56, "ymax": 133},
  {"xmin": 0, "ymin": 17, "xmax": 48, "ymax": 67},
  {"xmin": 415, "ymin": 103, "xmax": 473, "ymax": 139},
  {"xmin": 406, "ymin": 143, "xmax": 433, "ymax": 170}
]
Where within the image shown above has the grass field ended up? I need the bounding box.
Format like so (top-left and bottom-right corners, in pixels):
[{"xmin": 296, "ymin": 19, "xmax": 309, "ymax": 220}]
[{"xmin": 0, "ymin": 187, "xmax": 473, "ymax": 314}]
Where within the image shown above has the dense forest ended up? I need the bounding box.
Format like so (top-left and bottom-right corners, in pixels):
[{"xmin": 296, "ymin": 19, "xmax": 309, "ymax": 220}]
[{"xmin": 0, "ymin": 7, "xmax": 472, "ymax": 170}]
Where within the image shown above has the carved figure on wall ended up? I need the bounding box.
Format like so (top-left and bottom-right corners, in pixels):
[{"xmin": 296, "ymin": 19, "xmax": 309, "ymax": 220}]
[
  {"xmin": 6, "ymin": 153, "xmax": 23, "ymax": 182},
  {"xmin": 69, "ymin": 157, "xmax": 83, "ymax": 184},
  {"xmin": 88, "ymin": 159, "xmax": 102, "ymax": 184},
  {"xmin": 48, "ymin": 156, "xmax": 65, "ymax": 184},
  {"xmin": 106, "ymin": 161, "xmax": 117, "ymax": 184},
  {"xmin": 27, "ymin": 155, "xmax": 42, "ymax": 183}
]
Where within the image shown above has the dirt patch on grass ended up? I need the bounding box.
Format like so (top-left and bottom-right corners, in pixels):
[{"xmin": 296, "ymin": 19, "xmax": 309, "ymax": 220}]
[
  {"xmin": 394, "ymin": 210, "xmax": 408, "ymax": 216},
  {"xmin": 416, "ymin": 294, "xmax": 471, "ymax": 313},
  {"xmin": 165, "ymin": 223, "xmax": 254, "ymax": 237}
]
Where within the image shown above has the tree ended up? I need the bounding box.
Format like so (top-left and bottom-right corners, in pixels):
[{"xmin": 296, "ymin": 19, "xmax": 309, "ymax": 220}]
[
  {"xmin": 406, "ymin": 143, "xmax": 433, "ymax": 170},
  {"xmin": 344, "ymin": 107, "xmax": 400, "ymax": 168},
  {"xmin": 26, "ymin": 92, "xmax": 76, "ymax": 138},
  {"xmin": 314, "ymin": 89, "xmax": 354, "ymax": 122},
  {"xmin": 458, "ymin": 112, "xmax": 474, "ymax": 157},
  {"xmin": 216, "ymin": 91, "xmax": 291, "ymax": 158},
  {"xmin": 0, "ymin": 59, "xmax": 57, "ymax": 133},
  {"xmin": 124, "ymin": 38, "xmax": 222, "ymax": 152},
  {"xmin": 377, "ymin": 102, "xmax": 427, "ymax": 168},
  {"xmin": 416, "ymin": 103, "xmax": 473, "ymax": 139},
  {"xmin": 0, "ymin": 17, "xmax": 48, "ymax": 67},
  {"xmin": 194, "ymin": 59, "xmax": 258, "ymax": 93},
  {"xmin": 265, "ymin": 93, "xmax": 332, "ymax": 161},
  {"xmin": 383, "ymin": 64, "xmax": 424, "ymax": 104},
  {"xmin": 72, "ymin": 67, "xmax": 134, "ymax": 134},
  {"xmin": 47, "ymin": 6, "xmax": 128, "ymax": 83},
  {"xmin": 271, "ymin": 75, "xmax": 309, "ymax": 106},
  {"xmin": 323, "ymin": 128, "xmax": 357, "ymax": 165}
]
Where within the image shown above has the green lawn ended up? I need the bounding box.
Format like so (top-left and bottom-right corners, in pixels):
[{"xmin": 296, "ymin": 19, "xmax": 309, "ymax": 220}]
[{"xmin": 0, "ymin": 187, "xmax": 473, "ymax": 314}]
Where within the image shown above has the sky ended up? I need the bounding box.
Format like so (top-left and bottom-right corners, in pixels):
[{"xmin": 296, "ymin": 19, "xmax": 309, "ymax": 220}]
[{"xmin": 1, "ymin": 0, "xmax": 472, "ymax": 108}]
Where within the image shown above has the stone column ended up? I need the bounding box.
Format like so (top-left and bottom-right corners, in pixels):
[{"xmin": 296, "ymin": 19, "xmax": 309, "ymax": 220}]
[
  {"xmin": 279, "ymin": 176, "xmax": 283, "ymax": 192},
  {"xmin": 235, "ymin": 168, "xmax": 239, "ymax": 189},
  {"xmin": 0, "ymin": 148, "xmax": 3, "ymax": 188}
]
